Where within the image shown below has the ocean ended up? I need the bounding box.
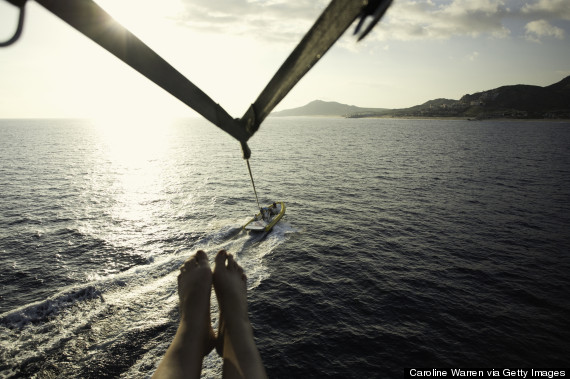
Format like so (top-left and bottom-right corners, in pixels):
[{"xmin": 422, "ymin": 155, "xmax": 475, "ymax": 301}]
[{"xmin": 1, "ymin": 117, "xmax": 569, "ymax": 378}]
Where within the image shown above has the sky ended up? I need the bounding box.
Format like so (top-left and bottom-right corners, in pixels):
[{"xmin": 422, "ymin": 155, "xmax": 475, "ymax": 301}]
[{"xmin": 0, "ymin": 0, "xmax": 569, "ymax": 119}]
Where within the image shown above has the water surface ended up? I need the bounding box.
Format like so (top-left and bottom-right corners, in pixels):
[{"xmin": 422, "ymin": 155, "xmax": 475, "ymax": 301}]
[{"xmin": 1, "ymin": 117, "xmax": 569, "ymax": 377}]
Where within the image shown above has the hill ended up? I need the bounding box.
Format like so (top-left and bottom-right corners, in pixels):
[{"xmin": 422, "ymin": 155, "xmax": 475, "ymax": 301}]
[
  {"xmin": 271, "ymin": 100, "xmax": 387, "ymax": 117},
  {"xmin": 347, "ymin": 76, "xmax": 570, "ymax": 119},
  {"xmin": 271, "ymin": 77, "xmax": 570, "ymax": 120}
]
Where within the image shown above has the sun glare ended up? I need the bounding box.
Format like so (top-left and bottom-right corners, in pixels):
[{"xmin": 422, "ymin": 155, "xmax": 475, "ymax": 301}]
[
  {"xmin": 91, "ymin": 116, "xmax": 175, "ymax": 227},
  {"xmin": 92, "ymin": 0, "xmax": 285, "ymax": 118},
  {"xmin": 95, "ymin": 0, "xmax": 183, "ymax": 41},
  {"xmin": 92, "ymin": 115, "xmax": 172, "ymax": 166}
]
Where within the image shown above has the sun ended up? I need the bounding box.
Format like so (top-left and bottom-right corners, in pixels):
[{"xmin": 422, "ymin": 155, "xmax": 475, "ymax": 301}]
[
  {"xmin": 92, "ymin": 114, "xmax": 173, "ymax": 163},
  {"xmin": 94, "ymin": 0, "xmax": 183, "ymax": 40}
]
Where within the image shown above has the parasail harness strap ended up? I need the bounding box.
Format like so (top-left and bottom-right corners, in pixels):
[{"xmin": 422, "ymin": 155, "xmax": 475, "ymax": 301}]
[
  {"xmin": 2, "ymin": 0, "xmax": 392, "ymax": 156},
  {"xmin": 246, "ymin": 0, "xmax": 392, "ymax": 126},
  {"xmin": 1, "ymin": 0, "xmax": 392, "ymax": 214},
  {"xmin": 33, "ymin": 0, "xmax": 256, "ymax": 146},
  {"xmin": 0, "ymin": 0, "xmax": 27, "ymax": 47}
]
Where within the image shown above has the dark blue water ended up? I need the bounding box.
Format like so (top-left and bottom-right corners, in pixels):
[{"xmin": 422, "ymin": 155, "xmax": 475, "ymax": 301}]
[{"xmin": 1, "ymin": 118, "xmax": 569, "ymax": 378}]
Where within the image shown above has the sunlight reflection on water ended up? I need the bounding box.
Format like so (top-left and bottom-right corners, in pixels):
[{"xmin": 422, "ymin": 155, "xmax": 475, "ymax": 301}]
[{"xmin": 2, "ymin": 118, "xmax": 569, "ymax": 378}]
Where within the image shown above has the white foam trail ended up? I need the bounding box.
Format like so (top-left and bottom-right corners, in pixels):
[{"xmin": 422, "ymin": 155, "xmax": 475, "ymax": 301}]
[{"xmin": 1, "ymin": 221, "xmax": 294, "ymax": 378}]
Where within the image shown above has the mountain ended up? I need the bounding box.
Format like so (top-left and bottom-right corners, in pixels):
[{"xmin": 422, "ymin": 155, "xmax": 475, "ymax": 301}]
[
  {"xmin": 347, "ymin": 76, "xmax": 570, "ymax": 119},
  {"xmin": 271, "ymin": 77, "xmax": 570, "ymax": 120},
  {"xmin": 271, "ymin": 100, "xmax": 387, "ymax": 117}
]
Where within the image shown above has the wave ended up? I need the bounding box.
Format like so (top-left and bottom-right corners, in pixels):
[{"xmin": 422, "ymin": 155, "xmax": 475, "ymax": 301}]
[
  {"xmin": 0, "ymin": 220, "xmax": 294, "ymax": 378},
  {"xmin": 0, "ymin": 286, "xmax": 103, "ymax": 329}
]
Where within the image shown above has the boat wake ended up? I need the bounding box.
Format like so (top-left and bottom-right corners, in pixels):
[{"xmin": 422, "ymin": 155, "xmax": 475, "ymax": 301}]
[{"xmin": 0, "ymin": 221, "xmax": 294, "ymax": 378}]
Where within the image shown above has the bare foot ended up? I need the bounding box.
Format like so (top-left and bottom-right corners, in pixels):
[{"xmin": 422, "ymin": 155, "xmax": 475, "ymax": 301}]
[
  {"xmin": 213, "ymin": 250, "xmax": 249, "ymax": 336},
  {"xmin": 213, "ymin": 250, "xmax": 248, "ymax": 356},
  {"xmin": 213, "ymin": 250, "xmax": 267, "ymax": 379},
  {"xmin": 152, "ymin": 250, "xmax": 216, "ymax": 379},
  {"xmin": 177, "ymin": 250, "xmax": 216, "ymax": 356}
]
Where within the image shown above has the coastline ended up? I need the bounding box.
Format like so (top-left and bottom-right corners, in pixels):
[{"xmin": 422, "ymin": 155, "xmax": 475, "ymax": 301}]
[
  {"xmin": 270, "ymin": 115, "xmax": 570, "ymax": 122},
  {"xmin": 353, "ymin": 115, "xmax": 570, "ymax": 122}
]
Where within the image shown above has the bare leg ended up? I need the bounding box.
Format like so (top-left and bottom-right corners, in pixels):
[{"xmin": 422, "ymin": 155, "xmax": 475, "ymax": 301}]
[
  {"xmin": 213, "ymin": 250, "xmax": 268, "ymax": 379},
  {"xmin": 153, "ymin": 250, "xmax": 216, "ymax": 379}
]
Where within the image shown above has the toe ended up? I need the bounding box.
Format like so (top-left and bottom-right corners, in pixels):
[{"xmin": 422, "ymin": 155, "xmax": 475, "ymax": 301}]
[
  {"xmin": 195, "ymin": 250, "xmax": 209, "ymax": 265},
  {"xmin": 179, "ymin": 260, "xmax": 190, "ymax": 272},
  {"xmin": 181, "ymin": 257, "xmax": 197, "ymax": 270},
  {"xmin": 227, "ymin": 254, "xmax": 238, "ymax": 270},
  {"xmin": 215, "ymin": 250, "xmax": 227, "ymax": 268}
]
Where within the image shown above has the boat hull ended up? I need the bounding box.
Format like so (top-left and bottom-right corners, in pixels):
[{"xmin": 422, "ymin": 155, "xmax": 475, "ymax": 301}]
[{"xmin": 243, "ymin": 202, "xmax": 286, "ymax": 232}]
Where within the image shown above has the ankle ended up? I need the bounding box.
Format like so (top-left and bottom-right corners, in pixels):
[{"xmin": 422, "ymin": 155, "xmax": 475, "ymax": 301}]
[{"xmin": 224, "ymin": 314, "xmax": 254, "ymax": 339}]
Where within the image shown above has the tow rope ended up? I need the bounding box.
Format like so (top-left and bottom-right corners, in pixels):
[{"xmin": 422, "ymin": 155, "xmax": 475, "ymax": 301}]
[
  {"xmin": 245, "ymin": 159, "xmax": 262, "ymax": 215},
  {"xmin": 240, "ymin": 141, "xmax": 261, "ymax": 213},
  {"xmin": 2, "ymin": 0, "xmax": 393, "ymax": 218}
]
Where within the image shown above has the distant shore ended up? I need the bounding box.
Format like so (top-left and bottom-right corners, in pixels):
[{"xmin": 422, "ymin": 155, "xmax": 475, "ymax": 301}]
[
  {"xmin": 355, "ymin": 115, "xmax": 570, "ymax": 122},
  {"xmin": 270, "ymin": 115, "xmax": 570, "ymax": 122},
  {"xmin": 273, "ymin": 77, "xmax": 570, "ymax": 120}
]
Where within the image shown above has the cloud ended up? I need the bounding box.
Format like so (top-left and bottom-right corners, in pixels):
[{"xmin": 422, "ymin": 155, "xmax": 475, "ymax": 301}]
[
  {"xmin": 373, "ymin": 0, "xmax": 511, "ymax": 41},
  {"xmin": 525, "ymin": 19, "xmax": 565, "ymax": 42},
  {"xmin": 520, "ymin": 0, "xmax": 569, "ymax": 42},
  {"xmin": 174, "ymin": 0, "xmax": 328, "ymax": 42},
  {"xmin": 169, "ymin": 0, "xmax": 570, "ymax": 45},
  {"xmin": 173, "ymin": 0, "xmax": 515, "ymax": 43},
  {"xmin": 467, "ymin": 51, "xmax": 480, "ymax": 61},
  {"xmin": 521, "ymin": 0, "xmax": 570, "ymax": 20}
]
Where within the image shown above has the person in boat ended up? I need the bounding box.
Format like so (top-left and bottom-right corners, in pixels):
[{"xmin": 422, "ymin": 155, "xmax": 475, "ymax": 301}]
[
  {"xmin": 270, "ymin": 202, "xmax": 279, "ymax": 215},
  {"xmin": 153, "ymin": 250, "xmax": 267, "ymax": 379},
  {"xmin": 261, "ymin": 207, "xmax": 271, "ymax": 221}
]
